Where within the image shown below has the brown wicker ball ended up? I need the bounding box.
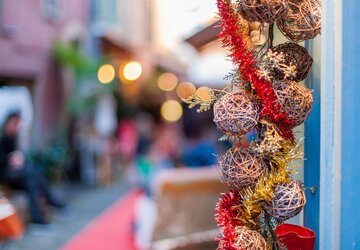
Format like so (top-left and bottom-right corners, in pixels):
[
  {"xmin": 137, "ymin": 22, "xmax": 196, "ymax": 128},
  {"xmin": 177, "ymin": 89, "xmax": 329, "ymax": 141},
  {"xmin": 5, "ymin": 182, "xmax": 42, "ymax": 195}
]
[
  {"xmin": 272, "ymin": 42, "xmax": 313, "ymax": 81},
  {"xmin": 277, "ymin": 0, "xmax": 321, "ymax": 42},
  {"xmin": 213, "ymin": 92, "xmax": 259, "ymax": 136},
  {"xmin": 218, "ymin": 148, "xmax": 265, "ymax": 189},
  {"xmin": 230, "ymin": 226, "xmax": 268, "ymax": 249},
  {"xmin": 237, "ymin": 0, "xmax": 289, "ymax": 23},
  {"xmin": 264, "ymin": 180, "xmax": 306, "ymax": 221},
  {"xmin": 273, "ymin": 81, "xmax": 313, "ymax": 127}
]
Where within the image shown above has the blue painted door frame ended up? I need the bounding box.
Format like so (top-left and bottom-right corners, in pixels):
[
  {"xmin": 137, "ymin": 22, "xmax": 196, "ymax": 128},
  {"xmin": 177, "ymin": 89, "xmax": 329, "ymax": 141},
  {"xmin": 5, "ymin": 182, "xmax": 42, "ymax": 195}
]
[
  {"xmin": 317, "ymin": 0, "xmax": 360, "ymax": 248},
  {"xmin": 304, "ymin": 40, "xmax": 321, "ymax": 250},
  {"xmin": 340, "ymin": 1, "xmax": 360, "ymax": 248}
]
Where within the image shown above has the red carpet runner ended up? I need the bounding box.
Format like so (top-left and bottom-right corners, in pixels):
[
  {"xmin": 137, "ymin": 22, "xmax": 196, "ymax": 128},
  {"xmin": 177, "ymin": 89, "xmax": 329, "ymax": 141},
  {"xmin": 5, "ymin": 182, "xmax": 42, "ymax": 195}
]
[{"xmin": 61, "ymin": 190, "xmax": 141, "ymax": 250}]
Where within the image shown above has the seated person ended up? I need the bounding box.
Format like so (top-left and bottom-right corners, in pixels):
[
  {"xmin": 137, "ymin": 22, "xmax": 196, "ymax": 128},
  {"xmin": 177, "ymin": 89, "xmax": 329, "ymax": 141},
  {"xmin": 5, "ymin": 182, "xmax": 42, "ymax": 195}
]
[{"xmin": 0, "ymin": 112, "xmax": 65, "ymax": 224}]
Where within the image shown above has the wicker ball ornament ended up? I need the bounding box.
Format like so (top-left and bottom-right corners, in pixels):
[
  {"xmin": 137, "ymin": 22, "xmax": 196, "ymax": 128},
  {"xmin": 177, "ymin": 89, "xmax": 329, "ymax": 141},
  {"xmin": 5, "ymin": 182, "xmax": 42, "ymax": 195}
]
[
  {"xmin": 272, "ymin": 42, "xmax": 313, "ymax": 81},
  {"xmin": 219, "ymin": 148, "xmax": 265, "ymax": 189},
  {"xmin": 237, "ymin": 0, "xmax": 289, "ymax": 23},
  {"xmin": 219, "ymin": 226, "xmax": 268, "ymax": 250},
  {"xmin": 214, "ymin": 92, "xmax": 259, "ymax": 136},
  {"xmin": 273, "ymin": 81, "xmax": 313, "ymax": 127},
  {"xmin": 265, "ymin": 180, "xmax": 306, "ymax": 221},
  {"xmin": 277, "ymin": 0, "xmax": 321, "ymax": 42}
]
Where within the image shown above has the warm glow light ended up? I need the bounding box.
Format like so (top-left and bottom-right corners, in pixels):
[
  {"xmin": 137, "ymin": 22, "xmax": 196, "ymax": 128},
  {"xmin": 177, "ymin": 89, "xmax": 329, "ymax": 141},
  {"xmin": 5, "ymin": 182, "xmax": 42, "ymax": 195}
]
[
  {"xmin": 176, "ymin": 81, "xmax": 196, "ymax": 99},
  {"xmin": 157, "ymin": 72, "xmax": 178, "ymax": 91},
  {"xmin": 122, "ymin": 61, "xmax": 143, "ymax": 81},
  {"xmin": 195, "ymin": 86, "xmax": 211, "ymax": 101},
  {"xmin": 97, "ymin": 64, "xmax": 115, "ymax": 84},
  {"xmin": 161, "ymin": 100, "xmax": 183, "ymax": 122}
]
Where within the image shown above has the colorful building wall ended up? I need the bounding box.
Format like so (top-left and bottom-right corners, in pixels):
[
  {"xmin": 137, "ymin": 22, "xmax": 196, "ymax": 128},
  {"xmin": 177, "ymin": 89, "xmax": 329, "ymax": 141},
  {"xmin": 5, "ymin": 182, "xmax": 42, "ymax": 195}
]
[{"xmin": 0, "ymin": 0, "xmax": 89, "ymax": 145}]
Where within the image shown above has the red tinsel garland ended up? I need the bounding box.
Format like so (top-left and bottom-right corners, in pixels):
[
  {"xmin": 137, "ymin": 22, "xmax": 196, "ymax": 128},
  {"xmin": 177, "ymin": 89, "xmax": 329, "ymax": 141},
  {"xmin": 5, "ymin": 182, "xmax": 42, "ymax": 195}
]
[
  {"xmin": 215, "ymin": 191, "xmax": 242, "ymax": 250},
  {"xmin": 216, "ymin": 0, "xmax": 296, "ymax": 141}
]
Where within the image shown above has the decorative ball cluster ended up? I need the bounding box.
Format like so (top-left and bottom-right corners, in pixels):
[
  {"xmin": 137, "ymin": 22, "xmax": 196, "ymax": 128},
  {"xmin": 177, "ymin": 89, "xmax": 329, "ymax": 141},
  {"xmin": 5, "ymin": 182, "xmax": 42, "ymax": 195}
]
[
  {"xmin": 273, "ymin": 81, "xmax": 313, "ymax": 127},
  {"xmin": 264, "ymin": 180, "xmax": 306, "ymax": 221},
  {"xmin": 272, "ymin": 42, "xmax": 313, "ymax": 81},
  {"xmin": 213, "ymin": 91, "xmax": 259, "ymax": 136},
  {"xmin": 211, "ymin": 0, "xmax": 319, "ymax": 247},
  {"xmin": 219, "ymin": 148, "xmax": 265, "ymax": 189},
  {"xmin": 237, "ymin": 0, "xmax": 289, "ymax": 23},
  {"xmin": 277, "ymin": 0, "xmax": 321, "ymax": 42}
]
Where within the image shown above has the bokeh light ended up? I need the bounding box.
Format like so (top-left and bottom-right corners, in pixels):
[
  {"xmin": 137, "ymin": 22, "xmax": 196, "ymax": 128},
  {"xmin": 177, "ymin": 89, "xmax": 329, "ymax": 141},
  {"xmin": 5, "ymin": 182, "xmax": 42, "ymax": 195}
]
[
  {"xmin": 161, "ymin": 100, "xmax": 183, "ymax": 122},
  {"xmin": 157, "ymin": 72, "xmax": 178, "ymax": 91},
  {"xmin": 97, "ymin": 64, "xmax": 115, "ymax": 84},
  {"xmin": 122, "ymin": 61, "xmax": 143, "ymax": 81},
  {"xmin": 176, "ymin": 81, "xmax": 196, "ymax": 99},
  {"xmin": 195, "ymin": 86, "xmax": 212, "ymax": 101}
]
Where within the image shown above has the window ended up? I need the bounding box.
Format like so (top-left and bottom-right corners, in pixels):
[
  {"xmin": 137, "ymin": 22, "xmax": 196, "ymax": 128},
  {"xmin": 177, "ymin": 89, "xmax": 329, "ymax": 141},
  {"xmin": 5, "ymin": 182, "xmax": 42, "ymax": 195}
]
[{"xmin": 41, "ymin": 0, "xmax": 61, "ymax": 22}]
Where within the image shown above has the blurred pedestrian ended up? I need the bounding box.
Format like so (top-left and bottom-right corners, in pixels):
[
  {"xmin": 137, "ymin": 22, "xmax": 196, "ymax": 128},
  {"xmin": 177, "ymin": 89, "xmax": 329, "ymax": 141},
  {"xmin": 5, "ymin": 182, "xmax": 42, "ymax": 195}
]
[
  {"xmin": 0, "ymin": 111, "xmax": 66, "ymax": 225},
  {"xmin": 181, "ymin": 108, "xmax": 217, "ymax": 167}
]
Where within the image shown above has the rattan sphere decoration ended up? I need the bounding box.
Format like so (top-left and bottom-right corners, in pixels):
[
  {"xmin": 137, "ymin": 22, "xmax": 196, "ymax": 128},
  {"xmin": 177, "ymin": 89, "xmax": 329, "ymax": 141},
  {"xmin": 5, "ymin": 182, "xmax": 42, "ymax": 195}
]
[
  {"xmin": 237, "ymin": 0, "xmax": 289, "ymax": 23},
  {"xmin": 272, "ymin": 42, "xmax": 313, "ymax": 81},
  {"xmin": 273, "ymin": 81, "xmax": 313, "ymax": 127},
  {"xmin": 277, "ymin": 0, "xmax": 321, "ymax": 42},
  {"xmin": 219, "ymin": 148, "xmax": 265, "ymax": 189},
  {"xmin": 213, "ymin": 92, "xmax": 259, "ymax": 136},
  {"xmin": 232, "ymin": 226, "xmax": 268, "ymax": 249},
  {"xmin": 264, "ymin": 180, "xmax": 306, "ymax": 221}
]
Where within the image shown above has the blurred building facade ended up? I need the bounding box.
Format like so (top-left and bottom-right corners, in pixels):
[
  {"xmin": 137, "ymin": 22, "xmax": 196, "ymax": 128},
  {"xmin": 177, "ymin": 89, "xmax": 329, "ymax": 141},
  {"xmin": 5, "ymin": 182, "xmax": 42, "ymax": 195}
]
[
  {"xmin": 184, "ymin": 21, "xmax": 233, "ymax": 88},
  {"xmin": 0, "ymin": 0, "xmax": 89, "ymax": 145}
]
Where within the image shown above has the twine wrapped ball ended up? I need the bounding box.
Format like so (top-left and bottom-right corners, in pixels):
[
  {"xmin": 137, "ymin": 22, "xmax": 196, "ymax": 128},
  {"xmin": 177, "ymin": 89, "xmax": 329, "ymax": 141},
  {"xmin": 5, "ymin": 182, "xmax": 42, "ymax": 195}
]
[
  {"xmin": 222, "ymin": 226, "xmax": 268, "ymax": 250},
  {"xmin": 213, "ymin": 92, "xmax": 259, "ymax": 136},
  {"xmin": 237, "ymin": 0, "xmax": 289, "ymax": 23},
  {"xmin": 273, "ymin": 81, "xmax": 313, "ymax": 127},
  {"xmin": 265, "ymin": 180, "xmax": 306, "ymax": 221},
  {"xmin": 272, "ymin": 42, "xmax": 313, "ymax": 81},
  {"xmin": 219, "ymin": 148, "xmax": 265, "ymax": 189},
  {"xmin": 277, "ymin": 0, "xmax": 321, "ymax": 42}
]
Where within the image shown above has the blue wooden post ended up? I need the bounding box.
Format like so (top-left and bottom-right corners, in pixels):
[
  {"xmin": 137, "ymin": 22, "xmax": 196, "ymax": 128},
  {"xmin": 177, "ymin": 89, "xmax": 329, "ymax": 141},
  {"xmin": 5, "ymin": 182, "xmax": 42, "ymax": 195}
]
[
  {"xmin": 304, "ymin": 38, "xmax": 321, "ymax": 250},
  {"xmin": 320, "ymin": 0, "xmax": 360, "ymax": 249},
  {"xmin": 340, "ymin": 1, "xmax": 360, "ymax": 248},
  {"xmin": 320, "ymin": 0, "xmax": 343, "ymax": 247}
]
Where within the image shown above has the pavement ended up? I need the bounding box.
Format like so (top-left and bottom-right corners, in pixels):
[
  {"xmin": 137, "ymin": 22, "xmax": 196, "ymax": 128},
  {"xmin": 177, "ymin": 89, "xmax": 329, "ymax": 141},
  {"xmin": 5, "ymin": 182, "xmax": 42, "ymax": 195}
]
[{"xmin": 1, "ymin": 178, "xmax": 133, "ymax": 250}]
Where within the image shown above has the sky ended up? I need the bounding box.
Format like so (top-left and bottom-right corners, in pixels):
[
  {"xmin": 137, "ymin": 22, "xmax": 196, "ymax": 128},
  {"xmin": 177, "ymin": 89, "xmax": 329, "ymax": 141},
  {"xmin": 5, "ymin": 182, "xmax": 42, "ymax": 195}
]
[
  {"xmin": 154, "ymin": 0, "xmax": 233, "ymax": 86},
  {"xmin": 155, "ymin": 0, "xmax": 218, "ymax": 52}
]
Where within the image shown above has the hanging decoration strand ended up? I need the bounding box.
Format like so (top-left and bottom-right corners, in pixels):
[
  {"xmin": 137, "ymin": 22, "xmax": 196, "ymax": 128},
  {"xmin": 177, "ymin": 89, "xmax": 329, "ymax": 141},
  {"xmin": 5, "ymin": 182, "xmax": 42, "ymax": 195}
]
[{"xmin": 216, "ymin": 0, "xmax": 296, "ymax": 140}]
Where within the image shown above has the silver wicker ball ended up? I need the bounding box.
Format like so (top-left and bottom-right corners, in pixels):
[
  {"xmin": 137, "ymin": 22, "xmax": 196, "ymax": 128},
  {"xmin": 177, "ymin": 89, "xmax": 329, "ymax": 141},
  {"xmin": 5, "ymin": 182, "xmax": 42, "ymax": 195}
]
[
  {"xmin": 265, "ymin": 180, "xmax": 306, "ymax": 221},
  {"xmin": 214, "ymin": 91, "xmax": 259, "ymax": 135},
  {"xmin": 273, "ymin": 81, "xmax": 313, "ymax": 127},
  {"xmin": 219, "ymin": 148, "xmax": 265, "ymax": 189}
]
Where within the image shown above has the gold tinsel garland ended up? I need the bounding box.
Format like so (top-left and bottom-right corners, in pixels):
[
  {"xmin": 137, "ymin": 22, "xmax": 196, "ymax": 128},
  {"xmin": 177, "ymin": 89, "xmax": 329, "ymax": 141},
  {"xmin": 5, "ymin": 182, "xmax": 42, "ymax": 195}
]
[{"xmin": 237, "ymin": 120, "xmax": 303, "ymax": 229}]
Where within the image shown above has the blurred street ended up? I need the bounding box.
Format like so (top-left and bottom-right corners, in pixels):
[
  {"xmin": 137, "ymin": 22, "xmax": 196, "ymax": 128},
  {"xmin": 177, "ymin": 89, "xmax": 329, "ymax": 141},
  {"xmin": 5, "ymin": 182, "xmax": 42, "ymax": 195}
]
[
  {"xmin": 2, "ymin": 176, "xmax": 133, "ymax": 250},
  {"xmin": 1, "ymin": 0, "xmax": 360, "ymax": 249}
]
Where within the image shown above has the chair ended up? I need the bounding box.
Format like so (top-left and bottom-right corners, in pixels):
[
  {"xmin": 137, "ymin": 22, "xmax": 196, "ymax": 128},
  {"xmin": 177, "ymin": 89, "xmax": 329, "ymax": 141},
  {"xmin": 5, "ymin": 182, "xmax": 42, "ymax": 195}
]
[{"xmin": 149, "ymin": 167, "xmax": 228, "ymax": 250}]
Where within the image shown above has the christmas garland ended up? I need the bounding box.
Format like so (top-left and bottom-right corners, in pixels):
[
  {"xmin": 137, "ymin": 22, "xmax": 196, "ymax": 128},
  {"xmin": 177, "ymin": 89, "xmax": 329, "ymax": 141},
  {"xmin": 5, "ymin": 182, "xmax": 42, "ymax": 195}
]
[
  {"xmin": 184, "ymin": 0, "xmax": 320, "ymax": 248},
  {"xmin": 216, "ymin": 0, "xmax": 296, "ymax": 141}
]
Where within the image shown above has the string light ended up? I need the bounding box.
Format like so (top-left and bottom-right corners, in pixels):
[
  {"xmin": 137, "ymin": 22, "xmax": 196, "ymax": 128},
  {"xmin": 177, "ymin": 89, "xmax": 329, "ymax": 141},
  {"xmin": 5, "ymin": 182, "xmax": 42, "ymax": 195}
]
[
  {"xmin": 195, "ymin": 86, "xmax": 212, "ymax": 101},
  {"xmin": 157, "ymin": 72, "xmax": 178, "ymax": 91},
  {"xmin": 161, "ymin": 100, "xmax": 183, "ymax": 122},
  {"xmin": 176, "ymin": 81, "xmax": 196, "ymax": 99},
  {"xmin": 97, "ymin": 64, "xmax": 115, "ymax": 84},
  {"xmin": 122, "ymin": 61, "xmax": 143, "ymax": 82}
]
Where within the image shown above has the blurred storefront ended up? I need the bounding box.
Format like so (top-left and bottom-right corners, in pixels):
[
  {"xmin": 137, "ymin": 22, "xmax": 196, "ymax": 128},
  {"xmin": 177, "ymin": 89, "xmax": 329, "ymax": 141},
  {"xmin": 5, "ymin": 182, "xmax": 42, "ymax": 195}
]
[{"xmin": 0, "ymin": 0, "xmax": 89, "ymax": 146}]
